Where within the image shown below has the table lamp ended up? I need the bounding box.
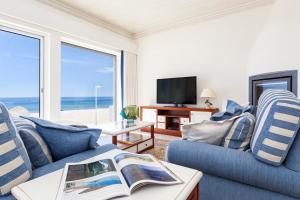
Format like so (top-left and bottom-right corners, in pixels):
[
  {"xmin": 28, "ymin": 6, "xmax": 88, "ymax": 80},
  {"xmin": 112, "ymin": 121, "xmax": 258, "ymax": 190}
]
[{"xmin": 201, "ymin": 88, "xmax": 216, "ymax": 108}]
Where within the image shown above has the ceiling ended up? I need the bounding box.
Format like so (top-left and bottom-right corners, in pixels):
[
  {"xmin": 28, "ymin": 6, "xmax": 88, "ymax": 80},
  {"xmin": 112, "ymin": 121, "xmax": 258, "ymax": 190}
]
[{"xmin": 38, "ymin": 0, "xmax": 274, "ymax": 39}]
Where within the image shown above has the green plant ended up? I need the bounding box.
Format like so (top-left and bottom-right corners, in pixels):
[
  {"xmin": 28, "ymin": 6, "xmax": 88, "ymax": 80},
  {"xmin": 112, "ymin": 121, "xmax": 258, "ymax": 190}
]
[{"xmin": 120, "ymin": 105, "xmax": 139, "ymax": 120}]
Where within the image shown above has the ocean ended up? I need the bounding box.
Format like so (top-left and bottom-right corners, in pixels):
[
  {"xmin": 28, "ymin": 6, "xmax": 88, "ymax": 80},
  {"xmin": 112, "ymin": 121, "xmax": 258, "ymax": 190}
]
[{"xmin": 0, "ymin": 97, "xmax": 113, "ymax": 113}]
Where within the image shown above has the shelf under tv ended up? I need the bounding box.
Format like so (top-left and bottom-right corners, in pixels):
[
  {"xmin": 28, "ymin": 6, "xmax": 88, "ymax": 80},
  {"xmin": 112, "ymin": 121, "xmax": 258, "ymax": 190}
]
[{"xmin": 140, "ymin": 106, "xmax": 219, "ymax": 137}]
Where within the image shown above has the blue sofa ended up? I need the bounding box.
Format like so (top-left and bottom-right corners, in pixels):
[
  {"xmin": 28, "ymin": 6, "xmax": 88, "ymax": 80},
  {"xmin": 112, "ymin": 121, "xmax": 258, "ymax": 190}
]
[
  {"xmin": 1, "ymin": 144, "xmax": 117, "ymax": 200},
  {"xmin": 167, "ymin": 135, "xmax": 300, "ymax": 200}
]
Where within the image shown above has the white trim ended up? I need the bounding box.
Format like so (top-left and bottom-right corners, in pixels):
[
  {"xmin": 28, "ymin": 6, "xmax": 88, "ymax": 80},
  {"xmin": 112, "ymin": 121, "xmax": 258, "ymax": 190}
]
[
  {"xmin": 36, "ymin": 0, "xmax": 133, "ymax": 39},
  {"xmin": 134, "ymin": 0, "xmax": 274, "ymax": 38},
  {"xmin": 61, "ymin": 37, "xmax": 120, "ymax": 57},
  {"xmin": 37, "ymin": 0, "xmax": 274, "ymax": 39}
]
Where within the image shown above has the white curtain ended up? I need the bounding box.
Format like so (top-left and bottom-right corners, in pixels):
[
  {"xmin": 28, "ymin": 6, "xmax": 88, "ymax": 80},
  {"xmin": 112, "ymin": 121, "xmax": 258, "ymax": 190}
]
[{"xmin": 123, "ymin": 51, "xmax": 138, "ymax": 106}]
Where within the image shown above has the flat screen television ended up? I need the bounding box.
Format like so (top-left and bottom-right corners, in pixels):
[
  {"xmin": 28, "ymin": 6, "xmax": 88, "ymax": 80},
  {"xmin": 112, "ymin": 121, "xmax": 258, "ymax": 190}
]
[{"xmin": 157, "ymin": 76, "xmax": 197, "ymax": 106}]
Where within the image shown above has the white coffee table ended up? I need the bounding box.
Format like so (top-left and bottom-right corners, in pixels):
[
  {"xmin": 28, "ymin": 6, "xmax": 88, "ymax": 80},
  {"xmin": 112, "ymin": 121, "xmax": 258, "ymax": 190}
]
[
  {"xmin": 92, "ymin": 121, "xmax": 155, "ymax": 153},
  {"xmin": 12, "ymin": 149, "xmax": 202, "ymax": 200}
]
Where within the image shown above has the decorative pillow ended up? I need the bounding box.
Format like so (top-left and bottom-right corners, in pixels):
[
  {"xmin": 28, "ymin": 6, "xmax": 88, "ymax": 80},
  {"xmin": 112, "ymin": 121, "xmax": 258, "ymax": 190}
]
[
  {"xmin": 223, "ymin": 112, "xmax": 256, "ymax": 151},
  {"xmin": 251, "ymin": 90, "xmax": 300, "ymax": 166},
  {"xmin": 182, "ymin": 118, "xmax": 236, "ymax": 145},
  {"xmin": 210, "ymin": 99, "xmax": 254, "ymax": 121},
  {"xmin": 22, "ymin": 117, "xmax": 101, "ymax": 161},
  {"xmin": 13, "ymin": 117, "xmax": 53, "ymax": 168},
  {"xmin": 0, "ymin": 103, "xmax": 32, "ymax": 196}
]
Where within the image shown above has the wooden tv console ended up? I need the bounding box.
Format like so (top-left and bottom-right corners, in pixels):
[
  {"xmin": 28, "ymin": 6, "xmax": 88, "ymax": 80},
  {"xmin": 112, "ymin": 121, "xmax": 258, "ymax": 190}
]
[{"xmin": 140, "ymin": 106, "xmax": 219, "ymax": 137}]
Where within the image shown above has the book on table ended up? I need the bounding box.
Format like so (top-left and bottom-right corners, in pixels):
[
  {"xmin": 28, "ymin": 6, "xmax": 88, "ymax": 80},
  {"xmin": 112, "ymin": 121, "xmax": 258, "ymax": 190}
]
[{"xmin": 55, "ymin": 152, "xmax": 183, "ymax": 200}]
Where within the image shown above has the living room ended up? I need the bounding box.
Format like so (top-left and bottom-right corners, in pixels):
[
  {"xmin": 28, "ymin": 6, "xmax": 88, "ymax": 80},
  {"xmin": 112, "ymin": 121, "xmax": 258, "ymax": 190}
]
[{"xmin": 0, "ymin": 0, "xmax": 300, "ymax": 200}]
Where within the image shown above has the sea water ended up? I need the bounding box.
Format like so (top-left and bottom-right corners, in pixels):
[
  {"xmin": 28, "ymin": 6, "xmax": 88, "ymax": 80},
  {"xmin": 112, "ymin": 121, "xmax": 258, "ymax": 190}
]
[{"xmin": 0, "ymin": 96, "xmax": 113, "ymax": 112}]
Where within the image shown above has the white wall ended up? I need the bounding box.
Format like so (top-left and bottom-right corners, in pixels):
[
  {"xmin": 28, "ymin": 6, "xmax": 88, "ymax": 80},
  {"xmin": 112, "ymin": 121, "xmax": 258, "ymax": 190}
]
[
  {"xmin": 0, "ymin": 0, "xmax": 137, "ymax": 120},
  {"xmin": 247, "ymin": 0, "xmax": 300, "ymax": 94},
  {"xmin": 137, "ymin": 5, "xmax": 272, "ymax": 108}
]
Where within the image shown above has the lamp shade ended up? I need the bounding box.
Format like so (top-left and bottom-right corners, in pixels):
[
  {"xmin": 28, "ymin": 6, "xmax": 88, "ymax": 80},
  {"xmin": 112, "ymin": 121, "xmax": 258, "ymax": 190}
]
[{"xmin": 201, "ymin": 89, "xmax": 216, "ymax": 98}]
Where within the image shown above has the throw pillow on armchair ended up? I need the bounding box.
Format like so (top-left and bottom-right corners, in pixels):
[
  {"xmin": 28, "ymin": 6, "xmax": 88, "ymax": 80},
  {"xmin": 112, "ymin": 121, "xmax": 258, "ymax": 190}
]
[{"xmin": 181, "ymin": 117, "xmax": 237, "ymax": 145}]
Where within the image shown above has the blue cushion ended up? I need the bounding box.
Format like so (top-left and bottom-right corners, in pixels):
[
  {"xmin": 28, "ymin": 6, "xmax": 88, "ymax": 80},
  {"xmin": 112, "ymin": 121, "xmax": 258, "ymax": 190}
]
[
  {"xmin": 13, "ymin": 117, "xmax": 53, "ymax": 168},
  {"xmin": 0, "ymin": 103, "xmax": 32, "ymax": 196},
  {"xmin": 223, "ymin": 112, "xmax": 256, "ymax": 151},
  {"xmin": 22, "ymin": 117, "xmax": 101, "ymax": 161},
  {"xmin": 251, "ymin": 90, "xmax": 300, "ymax": 166},
  {"xmin": 210, "ymin": 100, "xmax": 254, "ymax": 121},
  {"xmin": 284, "ymin": 129, "xmax": 300, "ymax": 172},
  {"xmin": 19, "ymin": 127, "xmax": 53, "ymax": 168}
]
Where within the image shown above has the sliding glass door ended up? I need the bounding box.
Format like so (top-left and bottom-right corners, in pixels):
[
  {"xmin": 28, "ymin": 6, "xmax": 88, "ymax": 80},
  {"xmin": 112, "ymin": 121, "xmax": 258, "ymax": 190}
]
[
  {"xmin": 60, "ymin": 42, "xmax": 115, "ymax": 125},
  {"xmin": 0, "ymin": 28, "xmax": 42, "ymax": 117}
]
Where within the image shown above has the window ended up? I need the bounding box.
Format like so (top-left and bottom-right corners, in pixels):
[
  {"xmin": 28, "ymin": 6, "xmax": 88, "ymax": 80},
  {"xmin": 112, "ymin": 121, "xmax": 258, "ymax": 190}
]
[
  {"xmin": 60, "ymin": 42, "xmax": 115, "ymax": 125},
  {"xmin": 0, "ymin": 28, "xmax": 42, "ymax": 116}
]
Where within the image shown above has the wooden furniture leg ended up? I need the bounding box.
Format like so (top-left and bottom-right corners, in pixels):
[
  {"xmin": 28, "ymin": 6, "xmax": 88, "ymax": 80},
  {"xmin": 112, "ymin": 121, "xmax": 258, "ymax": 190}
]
[
  {"xmin": 112, "ymin": 136, "xmax": 117, "ymax": 145},
  {"xmin": 150, "ymin": 125, "xmax": 154, "ymax": 138},
  {"xmin": 186, "ymin": 184, "xmax": 199, "ymax": 200},
  {"xmin": 150, "ymin": 124, "xmax": 155, "ymax": 148}
]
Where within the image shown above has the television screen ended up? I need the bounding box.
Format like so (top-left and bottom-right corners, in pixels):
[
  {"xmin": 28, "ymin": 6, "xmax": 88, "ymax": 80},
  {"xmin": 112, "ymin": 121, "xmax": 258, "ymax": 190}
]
[{"xmin": 157, "ymin": 76, "xmax": 197, "ymax": 105}]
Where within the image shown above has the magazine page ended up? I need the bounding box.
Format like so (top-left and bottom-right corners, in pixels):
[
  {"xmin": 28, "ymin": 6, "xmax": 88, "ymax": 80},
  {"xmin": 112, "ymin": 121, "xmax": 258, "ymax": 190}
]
[
  {"xmin": 55, "ymin": 159, "xmax": 129, "ymax": 200},
  {"xmin": 113, "ymin": 153, "xmax": 182, "ymax": 192}
]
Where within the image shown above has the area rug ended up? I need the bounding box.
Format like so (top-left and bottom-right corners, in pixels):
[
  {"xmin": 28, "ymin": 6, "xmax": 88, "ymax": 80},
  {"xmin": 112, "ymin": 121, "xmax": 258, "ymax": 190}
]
[{"xmin": 143, "ymin": 138, "xmax": 170, "ymax": 160}]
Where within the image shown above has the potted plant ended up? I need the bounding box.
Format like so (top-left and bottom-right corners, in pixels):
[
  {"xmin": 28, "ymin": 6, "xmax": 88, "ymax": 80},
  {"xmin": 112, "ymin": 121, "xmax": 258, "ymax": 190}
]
[{"xmin": 120, "ymin": 105, "xmax": 139, "ymax": 125}]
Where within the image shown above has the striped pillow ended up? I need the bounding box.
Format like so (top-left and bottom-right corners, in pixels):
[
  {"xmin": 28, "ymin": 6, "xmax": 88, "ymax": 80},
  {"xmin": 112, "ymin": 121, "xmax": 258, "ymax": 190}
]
[
  {"xmin": 0, "ymin": 103, "xmax": 32, "ymax": 196},
  {"xmin": 14, "ymin": 117, "xmax": 53, "ymax": 168},
  {"xmin": 223, "ymin": 112, "xmax": 256, "ymax": 151},
  {"xmin": 251, "ymin": 90, "xmax": 300, "ymax": 166}
]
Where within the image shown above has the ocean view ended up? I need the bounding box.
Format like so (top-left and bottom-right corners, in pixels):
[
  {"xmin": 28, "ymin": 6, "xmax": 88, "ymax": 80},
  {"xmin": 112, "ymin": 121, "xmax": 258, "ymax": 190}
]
[{"xmin": 0, "ymin": 96, "xmax": 113, "ymax": 112}]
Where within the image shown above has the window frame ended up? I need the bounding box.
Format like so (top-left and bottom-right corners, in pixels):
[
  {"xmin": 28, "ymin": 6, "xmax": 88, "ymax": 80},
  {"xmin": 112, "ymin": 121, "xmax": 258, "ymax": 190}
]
[
  {"xmin": 60, "ymin": 37, "xmax": 120, "ymax": 121},
  {"xmin": 0, "ymin": 25, "xmax": 45, "ymax": 117}
]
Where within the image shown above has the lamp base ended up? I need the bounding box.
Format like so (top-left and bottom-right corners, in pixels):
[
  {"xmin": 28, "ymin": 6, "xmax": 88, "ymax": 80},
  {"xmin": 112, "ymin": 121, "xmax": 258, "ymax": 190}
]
[{"xmin": 204, "ymin": 99, "xmax": 213, "ymax": 108}]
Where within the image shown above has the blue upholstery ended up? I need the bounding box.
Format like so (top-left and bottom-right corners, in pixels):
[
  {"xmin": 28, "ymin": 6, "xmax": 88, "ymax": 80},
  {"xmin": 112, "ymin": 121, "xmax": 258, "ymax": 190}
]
[
  {"xmin": 285, "ymin": 129, "xmax": 300, "ymax": 172},
  {"xmin": 251, "ymin": 90, "xmax": 300, "ymax": 166},
  {"xmin": 200, "ymin": 174, "xmax": 296, "ymax": 200},
  {"xmin": 23, "ymin": 117, "xmax": 101, "ymax": 161},
  {"xmin": 0, "ymin": 144, "xmax": 116, "ymax": 200},
  {"xmin": 167, "ymin": 140, "xmax": 300, "ymax": 199},
  {"xmin": 0, "ymin": 103, "xmax": 32, "ymax": 196},
  {"xmin": 223, "ymin": 112, "xmax": 255, "ymax": 150}
]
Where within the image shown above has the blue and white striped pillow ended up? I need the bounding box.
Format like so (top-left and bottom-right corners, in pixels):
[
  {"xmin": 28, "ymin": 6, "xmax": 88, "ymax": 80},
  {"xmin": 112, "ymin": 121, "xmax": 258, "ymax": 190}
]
[
  {"xmin": 223, "ymin": 112, "xmax": 256, "ymax": 151},
  {"xmin": 14, "ymin": 117, "xmax": 53, "ymax": 168},
  {"xmin": 251, "ymin": 90, "xmax": 300, "ymax": 166},
  {"xmin": 0, "ymin": 103, "xmax": 32, "ymax": 196}
]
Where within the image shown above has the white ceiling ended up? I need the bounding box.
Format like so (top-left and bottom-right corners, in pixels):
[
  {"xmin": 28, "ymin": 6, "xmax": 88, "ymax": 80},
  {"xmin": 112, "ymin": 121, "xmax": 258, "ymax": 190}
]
[{"xmin": 38, "ymin": 0, "xmax": 274, "ymax": 38}]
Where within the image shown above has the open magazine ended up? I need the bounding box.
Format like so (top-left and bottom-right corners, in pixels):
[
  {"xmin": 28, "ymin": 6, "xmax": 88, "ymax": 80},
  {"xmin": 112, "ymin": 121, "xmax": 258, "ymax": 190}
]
[{"xmin": 56, "ymin": 152, "xmax": 183, "ymax": 200}]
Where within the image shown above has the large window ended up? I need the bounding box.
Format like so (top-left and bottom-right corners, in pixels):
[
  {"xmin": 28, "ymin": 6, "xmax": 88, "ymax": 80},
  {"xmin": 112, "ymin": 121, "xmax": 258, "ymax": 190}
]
[
  {"xmin": 0, "ymin": 28, "xmax": 42, "ymax": 116},
  {"xmin": 60, "ymin": 42, "xmax": 115, "ymax": 125}
]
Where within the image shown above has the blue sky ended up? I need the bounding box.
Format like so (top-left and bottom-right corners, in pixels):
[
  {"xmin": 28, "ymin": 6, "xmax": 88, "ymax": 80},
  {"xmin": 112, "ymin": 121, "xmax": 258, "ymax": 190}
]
[
  {"xmin": 0, "ymin": 30, "xmax": 114, "ymax": 98},
  {"xmin": 61, "ymin": 43, "xmax": 114, "ymax": 97},
  {"xmin": 0, "ymin": 30, "xmax": 40, "ymax": 97}
]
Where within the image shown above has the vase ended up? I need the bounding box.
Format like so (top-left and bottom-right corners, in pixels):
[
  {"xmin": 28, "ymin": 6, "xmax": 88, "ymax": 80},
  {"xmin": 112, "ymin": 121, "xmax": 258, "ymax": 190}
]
[{"xmin": 126, "ymin": 118, "xmax": 135, "ymax": 126}]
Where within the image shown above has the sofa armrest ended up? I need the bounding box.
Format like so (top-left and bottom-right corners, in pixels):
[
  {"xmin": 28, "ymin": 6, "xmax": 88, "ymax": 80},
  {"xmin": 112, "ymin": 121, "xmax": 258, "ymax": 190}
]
[{"xmin": 167, "ymin": 140, "xmax": 300, "ymax": 199}]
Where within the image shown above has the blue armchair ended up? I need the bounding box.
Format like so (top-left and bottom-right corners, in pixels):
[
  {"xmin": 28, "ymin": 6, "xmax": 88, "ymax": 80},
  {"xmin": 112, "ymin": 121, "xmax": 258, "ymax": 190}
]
[{"xmin": 167, "ymin": 139, "xmax": 300, "ymax": 200}]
